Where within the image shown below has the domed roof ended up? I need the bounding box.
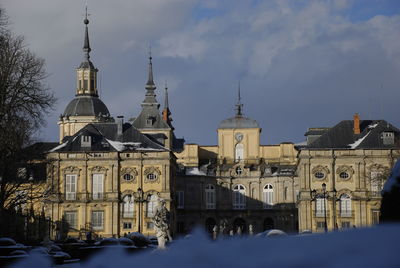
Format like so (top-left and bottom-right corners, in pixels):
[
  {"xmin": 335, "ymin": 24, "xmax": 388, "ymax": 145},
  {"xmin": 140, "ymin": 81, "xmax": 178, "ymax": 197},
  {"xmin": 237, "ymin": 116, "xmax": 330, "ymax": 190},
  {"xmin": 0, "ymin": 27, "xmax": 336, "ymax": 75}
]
[
  {"xmin": 218, "ymin": 116, "xmax": 260, "ymax": 129},
  {"xmin": 63, "ymin": 96, "xmax": 110, "ymax": 117}
]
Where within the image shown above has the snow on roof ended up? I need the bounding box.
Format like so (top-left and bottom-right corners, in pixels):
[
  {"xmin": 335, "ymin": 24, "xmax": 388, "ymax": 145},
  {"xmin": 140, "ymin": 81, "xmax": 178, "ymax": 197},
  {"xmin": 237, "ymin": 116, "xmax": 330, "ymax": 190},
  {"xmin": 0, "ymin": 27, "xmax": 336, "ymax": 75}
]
[
  {"xmin": 48, "ymin": 142, "xmax": 68, "ymax": 152},
  {"xmin": 368, "ymin": 123, "xmax": 379, "ymax": 129},
  {"xmin": 11, "ymin": 225, "xmax": 400, "ymax": 268},
  {"xmin": 185, "ymin": 167, "xmax": 206, "ymax": 176},
  {"xmin": 106, "ymin": 139, "xmax": 164, "ymax": 152},
  {"xmin": 348, "ymin": 131, "xmax": 371, "ymax": 149}
]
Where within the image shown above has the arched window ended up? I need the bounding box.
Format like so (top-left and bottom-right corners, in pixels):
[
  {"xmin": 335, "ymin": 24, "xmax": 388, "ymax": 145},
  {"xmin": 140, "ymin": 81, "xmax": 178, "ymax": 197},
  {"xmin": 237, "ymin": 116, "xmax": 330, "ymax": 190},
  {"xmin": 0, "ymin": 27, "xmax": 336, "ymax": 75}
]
[
  {"xmin": 233, "ymin": 184, "xmax": 246, "ymax": 210},
  {"xmin": 340, "ymin": 194, "xmax": 351, "ymax": 217},
  {"xmin": 205, "ymin": 184, "xmax": 216, "ymax": 209},
  {"xmin": 147, "ymin": 194, "xmax": 158, "ymax": 218},
  {"xmin": 263, "ymin": 184, "xmax": 274, "ymax": 209},
  {"xmin": 122, "ymin": 194, "xmax": 134, "ymax": 218},
  {"xmin": 235, "ymin": 143, "xmax": 244, "ymax": 161}
]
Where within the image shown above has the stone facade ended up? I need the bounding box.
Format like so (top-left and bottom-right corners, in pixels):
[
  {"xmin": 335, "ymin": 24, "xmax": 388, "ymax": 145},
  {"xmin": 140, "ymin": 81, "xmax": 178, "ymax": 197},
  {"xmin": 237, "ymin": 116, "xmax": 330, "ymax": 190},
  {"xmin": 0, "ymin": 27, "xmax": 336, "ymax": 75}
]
[{"xmin": 297, "ymin": 117, "xmax": 399, "ymax": 232}]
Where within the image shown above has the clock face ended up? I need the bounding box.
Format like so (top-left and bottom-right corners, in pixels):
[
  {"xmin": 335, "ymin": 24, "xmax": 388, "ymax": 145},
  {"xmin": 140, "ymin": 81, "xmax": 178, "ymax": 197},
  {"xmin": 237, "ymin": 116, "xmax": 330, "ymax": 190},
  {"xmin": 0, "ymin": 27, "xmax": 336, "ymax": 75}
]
[{"xmin": 235, "ymin": 133, "xmax": 243, "ymax": 141}]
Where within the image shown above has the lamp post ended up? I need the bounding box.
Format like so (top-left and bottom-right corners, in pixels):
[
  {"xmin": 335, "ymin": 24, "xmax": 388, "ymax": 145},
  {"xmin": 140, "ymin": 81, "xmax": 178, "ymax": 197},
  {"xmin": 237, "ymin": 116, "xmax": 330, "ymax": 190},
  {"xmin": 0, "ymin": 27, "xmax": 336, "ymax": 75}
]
[
  {"xmin": 134, "ymin": 187, "xmax": 146, "ymax": 234},
  {"xmin": 322, "ymin": 183, "xmax": 328, "ymax": 233},
  {"xmin": 311, "ymin": 183, "xmax": 330, "ymax": 233}
]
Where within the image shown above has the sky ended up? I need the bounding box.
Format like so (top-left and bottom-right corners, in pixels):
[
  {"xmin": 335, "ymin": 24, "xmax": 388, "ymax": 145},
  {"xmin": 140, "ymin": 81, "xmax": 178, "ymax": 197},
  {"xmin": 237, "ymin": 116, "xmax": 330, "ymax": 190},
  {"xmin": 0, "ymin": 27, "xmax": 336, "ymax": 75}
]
[{"xmin": 2, "ymin": 0, "xmax": 400, "ymax": 145}]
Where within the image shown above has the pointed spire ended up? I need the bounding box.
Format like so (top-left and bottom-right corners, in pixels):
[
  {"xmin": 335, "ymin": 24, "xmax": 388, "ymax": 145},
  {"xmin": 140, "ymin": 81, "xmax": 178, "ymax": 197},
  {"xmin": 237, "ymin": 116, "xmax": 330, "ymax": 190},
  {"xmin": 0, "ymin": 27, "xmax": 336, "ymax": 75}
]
[
  {"xmin": 164, "ymin": 81, "xmax": 169, "ymax": 109},
  {"xmin": 141, "ymin": 50, "xmax": 159, "ymax": 107},
  {"xmin": 83, "ymin": 5, "xmax": 91, "ymax": 61},
  {"xmin": 235, "ymin": 81, "xmax": 243, "ymax": 117},
  {"xmin": 162, "ymin": 81, "xmax": 173, "ymax": 129},
  {"xmin": 146, "ymin": 45, "xmax": 155, "ymax": 86}
]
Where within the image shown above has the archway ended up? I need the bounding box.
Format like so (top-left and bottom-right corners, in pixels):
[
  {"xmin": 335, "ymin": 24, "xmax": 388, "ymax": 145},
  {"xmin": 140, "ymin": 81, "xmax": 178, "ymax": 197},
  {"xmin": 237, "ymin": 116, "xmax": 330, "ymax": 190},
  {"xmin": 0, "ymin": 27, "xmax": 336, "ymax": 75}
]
[
  {"xmin": 205, "ymin": 218, "xmax": 217, "ymax": 234},
  {"xmin": 233, "ymin": 218, "xmax": 246, "ymax": 234},
  {"xmin": 263, "ymin": 217, "xmax": 274, "ymax": 231}
]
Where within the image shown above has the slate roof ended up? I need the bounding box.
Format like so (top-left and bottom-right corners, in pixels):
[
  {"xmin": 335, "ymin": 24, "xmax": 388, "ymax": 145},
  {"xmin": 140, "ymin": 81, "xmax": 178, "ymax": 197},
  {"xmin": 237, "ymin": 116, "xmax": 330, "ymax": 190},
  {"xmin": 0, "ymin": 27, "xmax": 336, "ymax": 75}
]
[
  {"xmin": 218, "ymin": 116, "xmax": 260, "ymax": 129},
  {"xmin": 49, "ymin": 122, "xmax": 168, "ymax": 153},
  {"xmin": 132, "ymin": 106, "xmax": 171, "ymax": 130},
  {"xmin": 307, "ymin": 120, "xmax": 400, "ymax": 149},
  {"xmin": 63, "ymin": 96, "xmax": 110, "ymax": 117}
]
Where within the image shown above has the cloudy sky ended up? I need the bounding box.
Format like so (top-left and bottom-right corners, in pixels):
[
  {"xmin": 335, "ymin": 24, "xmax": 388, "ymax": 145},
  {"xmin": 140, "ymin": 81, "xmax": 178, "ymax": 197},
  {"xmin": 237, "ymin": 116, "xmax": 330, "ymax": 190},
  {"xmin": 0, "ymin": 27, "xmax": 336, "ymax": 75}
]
[{"xmin": 2, "ymin": 0, "xmax": 400, "ymax": 145}]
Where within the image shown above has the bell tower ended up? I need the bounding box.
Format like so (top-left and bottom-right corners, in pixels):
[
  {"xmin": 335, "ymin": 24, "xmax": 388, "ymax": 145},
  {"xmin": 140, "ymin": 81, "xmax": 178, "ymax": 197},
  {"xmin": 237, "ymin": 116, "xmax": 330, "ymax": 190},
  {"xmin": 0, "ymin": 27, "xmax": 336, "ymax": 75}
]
[{"xmin": 58, "ymin": 6, "xmax": 112, "ymax": 143}]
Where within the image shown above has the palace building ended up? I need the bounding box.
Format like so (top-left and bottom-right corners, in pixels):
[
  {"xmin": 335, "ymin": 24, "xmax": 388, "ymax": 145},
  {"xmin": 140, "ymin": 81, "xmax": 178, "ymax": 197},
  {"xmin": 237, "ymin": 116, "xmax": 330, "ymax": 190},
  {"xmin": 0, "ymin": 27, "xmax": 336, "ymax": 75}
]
[{"xmin": 37, "ymin": 12, "xmax": 398, "ymax": 239}]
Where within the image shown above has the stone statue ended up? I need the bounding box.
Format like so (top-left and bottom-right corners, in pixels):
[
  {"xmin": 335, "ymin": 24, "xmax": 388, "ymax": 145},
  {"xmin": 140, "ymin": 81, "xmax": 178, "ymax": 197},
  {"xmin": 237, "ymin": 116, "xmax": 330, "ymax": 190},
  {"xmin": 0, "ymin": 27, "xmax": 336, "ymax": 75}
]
[
  {"xmin": 237, "ymin": 226, "xmax": 242, "ymax": 235},
  {"xmin": 152, "ymin": 198, "xmax": 172, "ymax": 249},
  {"xmin": 249, "ymin": 224, "xmax": 254, "ymax": 235},
  {"xmin": 212, "ymin": 225, "xmax": 218, "ymax": 240}
]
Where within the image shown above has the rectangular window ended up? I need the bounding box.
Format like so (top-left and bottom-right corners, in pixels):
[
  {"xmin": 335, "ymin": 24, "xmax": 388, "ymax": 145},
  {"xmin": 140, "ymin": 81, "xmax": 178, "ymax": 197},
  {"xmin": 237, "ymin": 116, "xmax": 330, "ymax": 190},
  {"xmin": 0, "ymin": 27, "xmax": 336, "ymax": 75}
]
[
  {"xmin": 147, "ymin": 222, "xmax": 154, "ymax": 230},
  {"xmin": 316, "ymin": 221, "xmax": 325, "ymax": 230},
  {"xmin": 92, "ymin": 211, "xmax": 104, "ymax": 230},
  {"xmin": 81, "ymin": 136, "xmax": 92, "ymax": 147},
  {"xmin": 340, "ymin": 199, "xmax": 352, "ymax": 217},
  {"xmin": 316, "ymin": 197, "xmax": 326, "ymax": 217},
  {"xmin": 90, "ymin": 79, "xmax": 94, "ymax": 90},
  {"xmin": 233, "ymin": 192, "xmax": 246, "ymax": 210},
  {"xmin": 382, "ymin": 132, "xmax": 394, "ymax": 145},
  {"xmin": 83, "ymin": 80, "xmax": 88, "ymax": 91},
  {"xmin": 92, "ymin": 174, "xmax": 104, "ymax": 200},
  {"xmin": 177, "ymin": 191, "xmax": 184, "ymax": 209},
  {"xmin": 123, "ymin": 222, "xmax": 132, "ymax": 229},
  {"xmin": 64, "ymin": 211, "xmax": 77, "ymax": 229},
  {"xmin": 65, "ymin": 174, "xmax": 77, "ymax": 200},
  {"xmin": 341, "ymin": 221, "xmax": 351, "ymax": 229},
  {"xmin": 206, "ymin": 190, "xmax": 216, "ymax": 210},
  {"xmin": 372, "ymin": 210, "xmax": 380, "ymax": 225}
]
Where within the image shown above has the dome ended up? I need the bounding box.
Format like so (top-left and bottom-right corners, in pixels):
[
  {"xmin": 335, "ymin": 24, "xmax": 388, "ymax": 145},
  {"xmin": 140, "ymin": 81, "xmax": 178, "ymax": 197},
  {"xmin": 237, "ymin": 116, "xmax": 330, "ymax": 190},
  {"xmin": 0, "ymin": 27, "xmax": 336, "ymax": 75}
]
[
  {"xmin": 218, "ymin": 116, "xmax": 260, "ymax": 129},
  {"xmin": 63, "ymin": 96, "xmax": 110, "ymax": 117}
]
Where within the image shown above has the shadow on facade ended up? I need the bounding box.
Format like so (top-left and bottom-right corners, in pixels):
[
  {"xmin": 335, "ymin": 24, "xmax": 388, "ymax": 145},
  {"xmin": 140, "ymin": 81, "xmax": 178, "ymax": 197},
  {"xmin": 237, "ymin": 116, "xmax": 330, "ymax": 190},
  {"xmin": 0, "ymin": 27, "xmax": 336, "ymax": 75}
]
[{"xmin": 175, "ymin": 169, "xmax": 298, "ymax": 236}]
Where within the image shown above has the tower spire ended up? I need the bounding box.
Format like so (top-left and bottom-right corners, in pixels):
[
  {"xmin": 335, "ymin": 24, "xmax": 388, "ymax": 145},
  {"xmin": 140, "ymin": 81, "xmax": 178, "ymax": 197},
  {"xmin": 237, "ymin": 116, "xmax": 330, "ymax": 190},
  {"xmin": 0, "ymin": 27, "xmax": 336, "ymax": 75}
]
[
  {"xmin": 146, "ymin": 45, "xmax": 154, "ymax": 86},
  {"xmin": 83, "ymin": 5, "xmax": 91, "ymax": 61},
  {"xmin": 162, "ymin": 82, "xmax": 173, "ymax": 129},
  {"xmin": 235, "ymin": 81, "xmax": 243, "ymax": 117},
  {"xmin": 164, "ymin": 81, "xmax": 169, "ymax": 109},
  {"xmin": 76, "ymin": 4, "xmax": 98, "ymax": 96}
]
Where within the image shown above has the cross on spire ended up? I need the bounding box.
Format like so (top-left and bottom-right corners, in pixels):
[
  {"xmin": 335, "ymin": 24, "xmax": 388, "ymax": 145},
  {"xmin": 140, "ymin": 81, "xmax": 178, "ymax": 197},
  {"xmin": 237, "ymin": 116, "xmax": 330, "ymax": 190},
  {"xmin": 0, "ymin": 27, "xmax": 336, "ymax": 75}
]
[
  {"xmin": 235, "ymin": 81, "xmax": 243, "ymax": 117},
  {"xmin": 83, "ymin": 3, "xmax": 91, "ymax": 61}
]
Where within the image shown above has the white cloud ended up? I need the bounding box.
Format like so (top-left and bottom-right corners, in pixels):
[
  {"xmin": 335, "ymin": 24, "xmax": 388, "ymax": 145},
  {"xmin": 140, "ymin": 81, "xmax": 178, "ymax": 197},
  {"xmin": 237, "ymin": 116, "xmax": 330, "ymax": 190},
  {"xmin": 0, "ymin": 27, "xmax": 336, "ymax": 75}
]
[{"xmin": 2, "ymin": 0, "xmax": 400, "ymax": 144}]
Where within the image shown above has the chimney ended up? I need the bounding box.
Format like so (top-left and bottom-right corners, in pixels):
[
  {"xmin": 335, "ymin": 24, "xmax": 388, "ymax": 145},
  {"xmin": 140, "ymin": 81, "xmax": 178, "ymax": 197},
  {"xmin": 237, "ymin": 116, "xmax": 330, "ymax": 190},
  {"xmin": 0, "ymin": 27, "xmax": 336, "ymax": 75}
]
[
  {"xmin": 353, "ymin": 113, "xmax": 360, "ymax": 134},
  {"xmin": 116, "ymin": 116, "xmax": 124, "ymax": 138}
]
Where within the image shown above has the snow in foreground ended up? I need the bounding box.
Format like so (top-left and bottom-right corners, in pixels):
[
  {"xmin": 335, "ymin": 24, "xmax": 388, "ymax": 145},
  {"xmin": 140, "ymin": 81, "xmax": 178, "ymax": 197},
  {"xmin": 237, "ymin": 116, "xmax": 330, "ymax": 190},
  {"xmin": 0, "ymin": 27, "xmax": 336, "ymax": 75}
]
[{"xmin": 11, "ymin": 224, "xmax": 400, "ymax": 268}]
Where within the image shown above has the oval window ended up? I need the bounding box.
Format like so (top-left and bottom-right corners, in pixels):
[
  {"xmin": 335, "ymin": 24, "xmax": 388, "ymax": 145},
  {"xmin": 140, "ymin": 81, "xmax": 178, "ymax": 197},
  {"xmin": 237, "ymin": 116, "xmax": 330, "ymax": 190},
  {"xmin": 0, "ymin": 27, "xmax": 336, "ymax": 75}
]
[
  {"xmin": 314, "ymin": 172, "xmax": 325, "ymax": 179},
  {"xmin": 339, "ymin": 172, "xmax": 349, "ymax": 179},
  {"xmin": 147, "ymin": 173, "xmax": 157, "ymax": 181},
  {"xmin": 123, "ymin": 174, "xmax": 134, "ymax": 181}
]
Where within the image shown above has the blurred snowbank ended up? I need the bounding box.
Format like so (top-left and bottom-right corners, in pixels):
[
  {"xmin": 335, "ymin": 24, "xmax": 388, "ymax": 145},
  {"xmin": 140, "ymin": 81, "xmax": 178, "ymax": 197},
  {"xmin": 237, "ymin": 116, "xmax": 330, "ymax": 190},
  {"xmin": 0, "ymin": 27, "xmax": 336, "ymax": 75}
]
[{"xmin": 11, "ymin": 225, "xmax": 400, "ymax": 268}]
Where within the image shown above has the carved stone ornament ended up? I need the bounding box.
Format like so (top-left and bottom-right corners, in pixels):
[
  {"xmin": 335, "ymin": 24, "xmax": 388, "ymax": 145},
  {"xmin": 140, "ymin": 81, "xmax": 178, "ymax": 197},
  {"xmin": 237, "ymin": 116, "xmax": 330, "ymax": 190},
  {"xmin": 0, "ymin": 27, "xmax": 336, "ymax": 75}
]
[
  {"xmin": 89, "ymin": 166, "xmax": 108, "ymax": 173},
  {"xmin": 235, "ymin": 133, "xmax": 244, "ymax": 142},
  {"xmin": 311, "ymin": 165, "xmax": 330, "ymax": 180},
  {"xmin": 336, "ymin": 165, "xmax": 354, "ymax": 180},
  {"xmin": 231, "ymin": 165, "xmax": 245, "ymax": 177},
  {"xmin": 144, "ymin": 167, "xmax": 161, "ymax": 183},
  {"xmin": 368, "ymin": 163, "xmax": 389, "ymax": 173},
  {"xmin": 62, "ymin": 166, "xmax": 81, "ymax": 174},
  {"xmin": 121, "ymin": 167, "xmax": 138, "ymax": 183}
]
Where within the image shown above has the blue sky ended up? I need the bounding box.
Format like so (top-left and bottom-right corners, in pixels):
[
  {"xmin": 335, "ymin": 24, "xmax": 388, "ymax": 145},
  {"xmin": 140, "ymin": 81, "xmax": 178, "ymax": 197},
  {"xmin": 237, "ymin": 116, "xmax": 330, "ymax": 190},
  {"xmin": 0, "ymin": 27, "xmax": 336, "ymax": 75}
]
[{"xmin": 2, "ymin": 0, "xmax": 400, "ymax": 145}]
